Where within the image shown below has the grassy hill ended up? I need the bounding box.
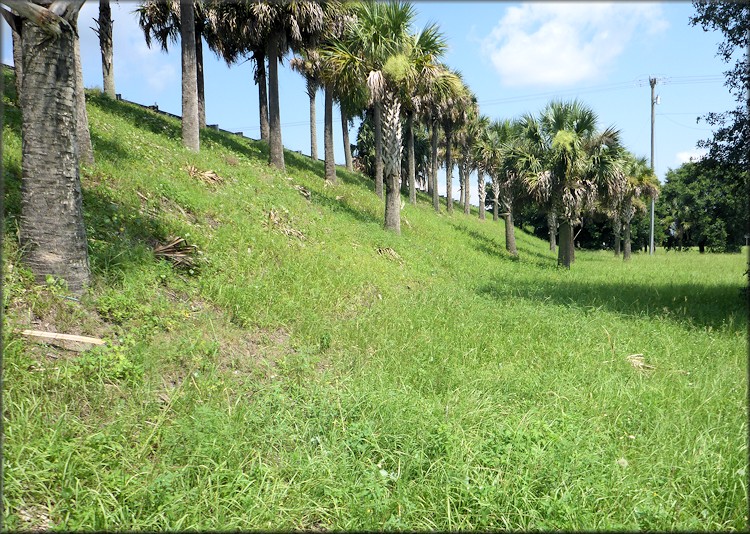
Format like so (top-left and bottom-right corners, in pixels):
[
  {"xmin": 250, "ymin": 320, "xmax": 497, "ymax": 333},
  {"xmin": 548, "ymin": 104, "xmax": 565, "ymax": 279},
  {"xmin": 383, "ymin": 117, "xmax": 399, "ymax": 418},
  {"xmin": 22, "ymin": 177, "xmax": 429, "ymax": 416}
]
[{"xmin": 2, "ymin": 67, "xmax": 747, "ymax": 530}]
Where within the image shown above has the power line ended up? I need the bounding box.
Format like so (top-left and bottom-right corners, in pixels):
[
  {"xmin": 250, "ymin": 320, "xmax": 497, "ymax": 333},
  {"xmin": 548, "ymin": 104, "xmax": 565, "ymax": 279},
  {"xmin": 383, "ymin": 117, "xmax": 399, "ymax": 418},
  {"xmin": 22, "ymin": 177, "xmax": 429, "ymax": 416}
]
[{"xmin": 478, "ymin": 74, "xmax": 725, "ymax": 107}]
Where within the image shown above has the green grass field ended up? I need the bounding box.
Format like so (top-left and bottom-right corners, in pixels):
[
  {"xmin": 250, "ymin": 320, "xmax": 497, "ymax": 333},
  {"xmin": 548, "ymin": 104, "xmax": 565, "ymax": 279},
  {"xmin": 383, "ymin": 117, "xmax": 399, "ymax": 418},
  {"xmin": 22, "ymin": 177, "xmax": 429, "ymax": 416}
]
[{"xmin": 3, "ymin": 68, "xmax": 747, "ymax": 530}]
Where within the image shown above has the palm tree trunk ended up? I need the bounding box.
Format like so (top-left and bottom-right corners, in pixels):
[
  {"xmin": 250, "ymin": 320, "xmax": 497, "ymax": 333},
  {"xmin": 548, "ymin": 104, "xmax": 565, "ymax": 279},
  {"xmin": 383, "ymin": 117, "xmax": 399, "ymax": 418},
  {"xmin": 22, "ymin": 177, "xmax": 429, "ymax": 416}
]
[
  {"xmin": 97, "ymin": 0, "xmax": 115, "ymax": 99},
  {"xmin": 557, "ymin": 219, "xmax": 573, "ymax": 268},
  {"xmin": 324, "ymin": 85, "xmax": 336, "ymax": 183},
  {"xmin": 478, "ymin": 170, "xmax": 486, "ymax": 220},
  {"xmin": 180, "ymin": 0, "xmax": 199, "ymax": 152},
  {"xmin": 613, "ymin": 219, "xmax": 621, "ymax": 256},
  {"xmin": 308, "ymin": 79, "xmax": 318, "ymax": 161},
  {"xmin": 431, "ymin": 120, "xmax": 439, "ymax": 212},
  {"xmin": 255, "ymin": 51, "xmax": 269, "ymax": 142},
  {"xmin": 383, "ymin": 95, "xmax": 402, "ymax": 234},
  {"xmin": 547, "ymin": 210, "xmax": 557, "ymax": 252},
  {"xmin": 20, "ymin": 17, "xmax": 90, "ymax": 293},
  {"xmin": 493, "ymin": 192, "xmax": 499, "ymax": 222},
  {"xmin": 74, "ymin": 31, "xmax": 94, "ymax": 166},
  {"xmin": 341, "ymin": 108, "xmax": 353, "ymax": 172},
  {"xmin": 374, "ymin": 100, "xmax": 384, "ymax": 198},
  {"xmin": 427, "ymin": 118, "xmax": 434, "ymax": 195},
  {"xmin": 406, "ymin": 112, "xmax": 416, "ymax": 205},
  {"xmin": 445, "ymin": 128, "xmax": 453, "ymax": 213},
  {"xmin": 463, "ymin": 162, "xmax": 470, "ymax": 215},
  {"xmin": 623, "ymin": 219, "xmax": 632, "ymax": 261},
  {"xmin": 195, "ymin": 28, "xmax": 205, "ymax": 129},
  {"xmin": 11, "ymin": 25, "xmax": 23, "ymax": 101},
  {"xmin": 570, "ymin": 223, "xmax": 576, "ymax": 263},
  {"xmin": 267, "ymin": 38, "xmax": 284, "ymax": 170},
  {"xmin": 505, "ymin": 211, "xmax": 517, "ymax": 256}
]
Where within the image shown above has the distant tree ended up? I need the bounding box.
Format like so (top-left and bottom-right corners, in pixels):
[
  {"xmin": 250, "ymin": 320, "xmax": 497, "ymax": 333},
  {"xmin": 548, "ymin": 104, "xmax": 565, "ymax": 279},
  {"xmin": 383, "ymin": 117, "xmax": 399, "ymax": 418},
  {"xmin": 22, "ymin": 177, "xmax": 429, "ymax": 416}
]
[
  {"xmin": 263, "ymin": 1, "xmax": 325, "ymax": 171},
  {"xmin": 74, "ymin": 26, "xmax": 94, "ymax": 165},
  {"xmin": 93, "ymin": 0, "xmax": 115, "ymax": 98},
  {"xmin": 620, "ymin": 154, "xmax": 659, "ymax": 261},
  {"xmin": 658, "ymin": 160, "xmax": 747, "ymax": 253},
  {"xmin": 690, "ymin": 2, "xmax": 749, "ymax": 168},
  {"xmin": 204, "ymin": 0, "xmax": 270, "ymax": 141},
  {"xmin": 290, "ymin": 50, "xmax": 322, "ymax": 162},
  {"xmin": 136, "ymin": 0, "xmax": 211, "ymax": 128},
  {"xmin": 522, "ymin": 100, "xmax": 624, "ymax": 268},
  {"xmin": 1, "ymin": 0, "xmax": 91, "ymax": 292}
]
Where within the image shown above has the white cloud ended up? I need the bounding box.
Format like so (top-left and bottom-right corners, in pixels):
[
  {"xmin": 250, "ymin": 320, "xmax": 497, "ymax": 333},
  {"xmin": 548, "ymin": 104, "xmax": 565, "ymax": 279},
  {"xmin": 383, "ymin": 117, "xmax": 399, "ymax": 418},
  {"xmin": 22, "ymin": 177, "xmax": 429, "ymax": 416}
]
[
  {"xmin": 675, "ymin": 149, "xmax": 706, "ymax": 165},
  {"xmin": 481, "ymin": 2, "xmax": 669, "ymax": 87}
]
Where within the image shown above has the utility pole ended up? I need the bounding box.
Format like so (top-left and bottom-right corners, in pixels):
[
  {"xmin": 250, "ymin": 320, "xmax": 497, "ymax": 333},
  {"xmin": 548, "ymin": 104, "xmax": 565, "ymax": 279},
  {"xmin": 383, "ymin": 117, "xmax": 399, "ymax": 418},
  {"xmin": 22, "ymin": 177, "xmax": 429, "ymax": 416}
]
[{"xmin": 649, "ymin": 77, "xmax": 657, "ymax": 255}]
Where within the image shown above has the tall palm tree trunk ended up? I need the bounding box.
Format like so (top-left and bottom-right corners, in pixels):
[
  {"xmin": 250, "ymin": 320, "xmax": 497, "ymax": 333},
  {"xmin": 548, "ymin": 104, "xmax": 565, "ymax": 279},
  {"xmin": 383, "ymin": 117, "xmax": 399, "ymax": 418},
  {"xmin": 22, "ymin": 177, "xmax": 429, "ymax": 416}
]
[
  {"xmin": 478, "ymin": 170, "xmax": 486, "ymax": 220},
  {"xmin": 431, "ymin": 120, "xmax": 439, "ymax": 212},
  {"xmin": 180, "ymin": 0, "xmax": 199, "ymax": 152},
  {"xmin": 97, "ymin": 0, "xmax": 115, "ymax": 98},
  {"xmin": 547, "ymin": 210, "xmax": 557, "ymax": 252},
  {"xmin": 307, "ymin": 79, "xmax": 318, "ymax": 161},
  {"xmin": 613, "ymin": 219, "xmax": 622, "ymax": 256},
  {"xmin": 374, "ymin": 100, "xmax": 384, "ymax": 198},
  {"xmin": 502, "ymin": 195, "xmax": 517, "ymax": 255},
  {"xmin": 623, "ymin": 222, "xmax": 632, "ymax": 260},
  {"xmin": 11, "ymin": 25, "xmax": 23, "ymax": 100},
  {"xmin": 406, "ymin": 112, "xmax": 416, "ymax": 205},
  {"xmin": 557, "ymin": 219, "xmax": 573, "ymax": 268},
  {"xmin": 195, "ymin": 29, "xmax": 205, "ymax": 129},
  {"xmin": 341, "ymin": 108, "xmax": 353, "ymax": 172},
  {"xmin": 323, "ymin": 86, "xmax": 336, "ymax": 183},
  {"xmin": 493, "ymin": 193, "xmax": 499, "ymax": 221},
  {"xmin": 463, "ymin": 162, "xmax": 470, "ymax": 215},
  {"xmin": 20, "ymin": 17, "xmax": 90, "ymax": 293},
  {"xmin": 445, "ymin": 129, "xmax": 453, "ymax": 213},
  {"xmin": 255, "ymin": 51, "xmax": 270, "ymax": 142},
  {"xmin": 74, "ymin": 31, "xmax": 94, "ymax": 165},
  {"xmin": 383, "ymin": 94, "xmax": 402, "ymax": 233},
  {"xmin": 267, "ymin": 39, "xmax": 285, "ymax": 170}
]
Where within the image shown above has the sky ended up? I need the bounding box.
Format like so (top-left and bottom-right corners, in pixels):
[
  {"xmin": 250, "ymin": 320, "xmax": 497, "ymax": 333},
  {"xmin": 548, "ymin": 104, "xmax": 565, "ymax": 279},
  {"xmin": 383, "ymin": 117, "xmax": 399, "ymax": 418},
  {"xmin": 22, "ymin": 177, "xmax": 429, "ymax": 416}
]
[{"xmin": 1, "ymin": 1, "xmax": 737, "ymax": 206}]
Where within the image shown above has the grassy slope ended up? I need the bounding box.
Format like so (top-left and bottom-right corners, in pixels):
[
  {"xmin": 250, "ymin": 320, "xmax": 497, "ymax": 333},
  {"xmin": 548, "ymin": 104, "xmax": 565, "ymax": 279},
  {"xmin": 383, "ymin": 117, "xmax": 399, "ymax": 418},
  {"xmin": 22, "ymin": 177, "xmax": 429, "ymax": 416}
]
[{"xmin": 3, "ymin": 68, "xmax": 747, "ymax": 530}]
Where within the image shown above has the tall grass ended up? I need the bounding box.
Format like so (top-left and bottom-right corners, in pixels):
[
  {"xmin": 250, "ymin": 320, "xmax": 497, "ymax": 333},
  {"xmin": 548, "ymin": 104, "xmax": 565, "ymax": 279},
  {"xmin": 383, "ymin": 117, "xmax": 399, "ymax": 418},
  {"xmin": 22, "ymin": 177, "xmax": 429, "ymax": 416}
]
[{"xmin": 3, "ymin": 68, "xmax": 747, "ymax": 530}]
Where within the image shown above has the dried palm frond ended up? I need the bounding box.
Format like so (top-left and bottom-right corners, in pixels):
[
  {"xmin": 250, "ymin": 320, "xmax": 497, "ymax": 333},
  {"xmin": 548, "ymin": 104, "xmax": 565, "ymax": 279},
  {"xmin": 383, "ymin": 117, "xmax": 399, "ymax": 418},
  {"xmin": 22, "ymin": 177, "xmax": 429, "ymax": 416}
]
[
  {"xmin": 154, "ymin": 236, "xmax": 198, "ymax": 268},
  {"xmin": 627, "ymin": 353, "xmax": 655, "ymax": 370},
  {"xmin": 376, "ymin": 246, "xmax": 403, "ymax": 264},
  {"xmin": 185, "ymin": 165, "xmax": 224, "ymax": 185},
  {"xmin": 265, "ymin": 209, "xmax": 305, "ymax": 240},
  {"xmin": 294, "ymin": 184, "xmax": 311, "ymax": 200}
]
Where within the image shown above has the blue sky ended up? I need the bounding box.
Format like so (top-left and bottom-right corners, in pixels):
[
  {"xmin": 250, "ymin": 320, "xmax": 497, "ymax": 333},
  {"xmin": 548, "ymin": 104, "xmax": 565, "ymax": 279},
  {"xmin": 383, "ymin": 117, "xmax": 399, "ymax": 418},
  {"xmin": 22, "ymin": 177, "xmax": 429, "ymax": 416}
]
[{"xmin": 1, "ymin": 1, "xmax": 735, "ymax": 205}]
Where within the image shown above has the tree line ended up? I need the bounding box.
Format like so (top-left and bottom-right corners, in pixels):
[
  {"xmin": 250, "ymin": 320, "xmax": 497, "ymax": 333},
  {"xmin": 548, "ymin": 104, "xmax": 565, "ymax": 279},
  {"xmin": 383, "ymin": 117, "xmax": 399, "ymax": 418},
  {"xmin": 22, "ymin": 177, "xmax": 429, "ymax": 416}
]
[{"xmin": 2, "ymin": 0, "xmax": 744, "ymax": 295}]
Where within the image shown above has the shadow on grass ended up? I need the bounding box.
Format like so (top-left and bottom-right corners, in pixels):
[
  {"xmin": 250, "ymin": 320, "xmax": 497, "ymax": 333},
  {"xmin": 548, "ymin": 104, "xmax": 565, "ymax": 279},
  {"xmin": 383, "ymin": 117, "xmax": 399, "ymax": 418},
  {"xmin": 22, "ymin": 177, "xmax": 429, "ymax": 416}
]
[
  {"xmin": 451, "ymin": 222, "xmax": 559, "ymax": 268},
  {"xmin": 91, "ymin": 131, "xmax": 130, "ymax": 163},
  {"xmin": 478, "ymin": 276, "xmax": 745, "ymax": 332},
  {"xmin": 82, "ymin": 184, "xmax": 180, "ymax": 283}
]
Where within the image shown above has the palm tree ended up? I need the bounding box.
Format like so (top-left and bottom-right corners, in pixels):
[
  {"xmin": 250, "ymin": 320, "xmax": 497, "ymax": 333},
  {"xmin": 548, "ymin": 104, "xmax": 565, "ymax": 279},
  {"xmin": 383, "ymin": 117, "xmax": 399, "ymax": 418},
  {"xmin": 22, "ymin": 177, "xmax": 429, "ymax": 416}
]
[
  {"xmin": 522, "ymin": 100, "xmax": 623, "ymax": 268},
  {"xmin": 620, "ymin": 154, "xmax": 659, "ymax": 260},
  {"xmin": 476, "ymin": 118, "xmax": 522, "ymax": 255},
  {"xmin": 437, "ymin": 73, "xmax": 471, "ymax": 214},
  {"xmin": 180, "ymin": 0, "xmax": 199, "ymax": 151},
  {"xmin": 290, "ymin": 50, "xmax": 322, "ymax": 161},
  {"xmin": 93, "ymin": 0, "xmax": 115, "ymax": 98},
  {"xmin": 262, "ymin": 1, "xmax": 325, "ymax": 171},
  {"xmin": 296, "ymin": 0, "xmax": 357, "ymax": 182},
  {"xmin": 398, "ymin": 23, "xmax": 449, "ymax": 205},
  {"xmin": 203, "ymin": 1, "xmax": 270, "ymax": 141},
  {"xmin": 417, "ymin": 62, "xmax": 461, "ymax": 213},
  {"xmin": 136, "ymin": 0, "xmax": 211, "ymax": 128},
  {"xmin": 323, "ymin": 1, "xmax": 415, "ymax": 200},
  {"xmin": 6, "ymin": 0, "xmax": 91, "ymax": 292},
  {"xmin": 471, "ymin": 115, "xmax": 491, "ymax": 220},
  {"xmin": 455, "ymin": 95, "xmax": 479, "ymax": 215}
]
